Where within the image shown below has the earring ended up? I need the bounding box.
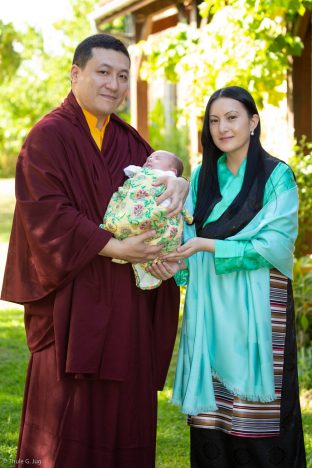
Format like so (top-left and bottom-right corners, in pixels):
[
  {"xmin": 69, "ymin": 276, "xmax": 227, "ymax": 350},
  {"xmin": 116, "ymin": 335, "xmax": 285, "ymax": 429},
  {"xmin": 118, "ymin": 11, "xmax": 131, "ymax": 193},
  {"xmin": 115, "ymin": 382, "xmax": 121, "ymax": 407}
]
[{"xmin": 250, "ymin": 129, "xmax": 254, "ymax": 136}]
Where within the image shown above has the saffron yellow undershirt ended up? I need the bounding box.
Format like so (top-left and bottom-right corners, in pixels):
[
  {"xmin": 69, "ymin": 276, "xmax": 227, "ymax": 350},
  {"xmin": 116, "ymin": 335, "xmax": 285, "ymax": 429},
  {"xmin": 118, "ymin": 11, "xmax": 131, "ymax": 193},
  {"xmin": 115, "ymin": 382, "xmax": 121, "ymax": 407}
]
[{"xmin": 82, "ymin": 109, "xmax": 110, "ymax": 150}]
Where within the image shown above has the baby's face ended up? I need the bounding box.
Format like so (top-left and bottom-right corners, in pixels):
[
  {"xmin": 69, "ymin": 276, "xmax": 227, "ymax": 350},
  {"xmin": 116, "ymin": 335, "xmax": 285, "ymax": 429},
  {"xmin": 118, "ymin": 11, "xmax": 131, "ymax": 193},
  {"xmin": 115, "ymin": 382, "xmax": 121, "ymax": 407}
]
[{"xmin": 143, "ymin": 151, "xmax": 175, "ymax": 172}]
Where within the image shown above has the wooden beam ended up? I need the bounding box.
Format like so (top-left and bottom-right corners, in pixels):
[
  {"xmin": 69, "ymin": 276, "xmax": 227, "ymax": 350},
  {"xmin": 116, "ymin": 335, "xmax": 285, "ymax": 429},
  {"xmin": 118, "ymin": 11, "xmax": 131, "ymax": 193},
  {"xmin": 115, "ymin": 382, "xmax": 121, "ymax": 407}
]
[
  {"xmin": 93, "ymin": 0, "xmax": 178, "ymax": 26},
  {"xmin": 151, "ymin": 14, "xmax": 178, "ymax": 34},
  {"xmin": 292, "ymin": 18, "xmax": 312, "ymax": 140}
]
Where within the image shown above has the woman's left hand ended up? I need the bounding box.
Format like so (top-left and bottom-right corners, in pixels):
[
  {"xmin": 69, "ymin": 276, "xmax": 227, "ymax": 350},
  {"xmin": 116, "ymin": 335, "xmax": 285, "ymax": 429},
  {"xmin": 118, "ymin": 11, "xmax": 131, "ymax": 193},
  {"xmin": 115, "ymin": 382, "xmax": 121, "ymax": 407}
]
[
  {"xmin": 147, "ymin": 260, "xmax": 182, "ymax": 280},
  {"xmin": 153, "ymin": 176, "xmax": 189, "ymax": 217},
  {"xmin": 162, "ymin": 238, "xmax": 215, "ymax": 261}
]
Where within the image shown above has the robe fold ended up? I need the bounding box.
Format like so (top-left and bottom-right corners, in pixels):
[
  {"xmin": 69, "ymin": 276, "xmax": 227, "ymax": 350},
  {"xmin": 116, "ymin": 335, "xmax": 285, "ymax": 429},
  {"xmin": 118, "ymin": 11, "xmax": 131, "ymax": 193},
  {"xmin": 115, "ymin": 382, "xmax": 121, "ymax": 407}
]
[{"xmin": 1, "ymin": 92, "xmax": 180, "ymax": 467}]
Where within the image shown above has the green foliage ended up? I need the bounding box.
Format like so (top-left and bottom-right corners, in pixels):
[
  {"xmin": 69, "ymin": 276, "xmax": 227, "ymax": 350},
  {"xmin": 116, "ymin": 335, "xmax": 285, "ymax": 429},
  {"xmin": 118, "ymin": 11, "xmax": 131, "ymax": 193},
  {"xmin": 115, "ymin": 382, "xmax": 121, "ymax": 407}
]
[
  {"xmin": 134, "ymin": 0, "xmax": 311, "ymax": 118},
  {"xmin": 298, "ymin": 347, "xmax": 312, "ymax": 389},
  {"xmin": 289, "ymin": 137, "xmax": 312, "ymax": 256},
  {"xmin": 149, "ymin": 99, "xmax": 191, "ymax": 177},
  {"xmin": 98, "ymin": 16, "xmax": 127, "ymax": 35},
  {"xmin": 302, "ymin": 403, "xmax": 312, "ymax": 467},
  {"xmin": 0, "ymin": 23, "xmax": 47, "ymax": 176},
  {"xmin": 0, "ymin": 0, "xmax": 95, "ymax": 177},
  {"xmin": 293, "ymin": 255, "xmax": 312, "ymax": 348},
  {"xmin": 0, "ymin": 21, "xmax": 22, "ymax": 83},
  {"xmin": 0, "ymin": 179, "xmax": 15, "ymax": 243}
]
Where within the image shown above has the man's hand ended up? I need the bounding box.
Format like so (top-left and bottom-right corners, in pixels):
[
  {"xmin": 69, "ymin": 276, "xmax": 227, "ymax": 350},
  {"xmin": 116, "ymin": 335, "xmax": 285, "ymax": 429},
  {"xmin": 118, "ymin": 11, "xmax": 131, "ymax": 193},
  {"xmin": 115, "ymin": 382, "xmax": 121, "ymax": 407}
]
[
  {"xmin": 99, "ymin": 230, "xmax": 163, "ymax": 263},
  {"xmin": 153, "ymin": 176, "xmax": 189, "ymax": 217}
]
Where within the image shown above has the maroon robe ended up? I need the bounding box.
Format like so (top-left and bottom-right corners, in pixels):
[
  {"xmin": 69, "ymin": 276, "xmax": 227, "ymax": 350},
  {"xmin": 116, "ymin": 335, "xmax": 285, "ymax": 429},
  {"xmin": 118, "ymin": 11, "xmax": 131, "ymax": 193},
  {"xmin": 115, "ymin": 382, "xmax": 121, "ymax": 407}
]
[{"xmin": 1, "ymin": 92, "xmax": 180, "ymax": 468}]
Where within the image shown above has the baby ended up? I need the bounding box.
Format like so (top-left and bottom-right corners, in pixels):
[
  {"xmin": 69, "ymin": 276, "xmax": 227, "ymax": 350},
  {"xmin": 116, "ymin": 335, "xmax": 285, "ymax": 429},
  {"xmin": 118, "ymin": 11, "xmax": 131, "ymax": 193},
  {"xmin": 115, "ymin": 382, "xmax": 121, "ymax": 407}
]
[{"xmin": 101, "ymin": 150, "xmax": 192, "ymax": 290}]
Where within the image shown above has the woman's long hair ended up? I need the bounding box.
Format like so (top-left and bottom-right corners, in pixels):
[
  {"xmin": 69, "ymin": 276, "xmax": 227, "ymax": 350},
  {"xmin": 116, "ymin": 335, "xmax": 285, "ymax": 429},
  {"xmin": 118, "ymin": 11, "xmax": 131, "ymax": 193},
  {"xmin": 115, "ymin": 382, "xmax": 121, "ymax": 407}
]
[{"xmin": 193, "ymin": 86, "xmax": 266, "ymax": 231}]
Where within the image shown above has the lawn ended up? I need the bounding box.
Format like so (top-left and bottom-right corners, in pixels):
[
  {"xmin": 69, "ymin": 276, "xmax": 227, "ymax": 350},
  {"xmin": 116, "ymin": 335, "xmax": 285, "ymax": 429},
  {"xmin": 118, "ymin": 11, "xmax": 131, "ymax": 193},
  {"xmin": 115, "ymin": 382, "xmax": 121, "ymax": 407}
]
[
  {"xmin": 0, "ymin": 306, "xmax": 311, "ymax": 467},
  {"xmin": 0, "ymin": 178, "xmax": 15, "ymax": 244}
]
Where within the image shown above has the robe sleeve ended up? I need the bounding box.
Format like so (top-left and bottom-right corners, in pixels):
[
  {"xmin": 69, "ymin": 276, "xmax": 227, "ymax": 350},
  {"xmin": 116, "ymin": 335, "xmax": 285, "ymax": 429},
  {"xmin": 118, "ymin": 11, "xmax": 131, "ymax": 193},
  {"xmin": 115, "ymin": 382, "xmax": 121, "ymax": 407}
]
[
  {"xmin": 2, "ymin": 122, "xmax": 111, "ymax": 303},
  {"xmin": 213, "ymin": 163, "xmax": 296, "ymax": 275},
  {"xmin": 214, "ymin": 241, "xmax": 272, "ymax": 274}
]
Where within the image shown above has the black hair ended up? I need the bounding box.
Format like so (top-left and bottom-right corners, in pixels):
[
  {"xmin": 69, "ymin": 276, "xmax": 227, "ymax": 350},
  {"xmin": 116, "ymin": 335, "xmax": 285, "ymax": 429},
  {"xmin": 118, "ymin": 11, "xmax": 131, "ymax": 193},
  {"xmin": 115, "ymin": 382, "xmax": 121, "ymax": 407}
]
[
  {"xmin": 171, "ymin": 153, "xmax": 184, "ymax": 177},
  {"xmin": 193, "ymin": 85, "xmax": 266, "ymax": 231},
  {"xmin": 151, "ymin": 150, "xmax": 184, "ymax": 177},
  {"xmin": 72, "ymin": 34, "xmax": 130, "ymax": 69}
]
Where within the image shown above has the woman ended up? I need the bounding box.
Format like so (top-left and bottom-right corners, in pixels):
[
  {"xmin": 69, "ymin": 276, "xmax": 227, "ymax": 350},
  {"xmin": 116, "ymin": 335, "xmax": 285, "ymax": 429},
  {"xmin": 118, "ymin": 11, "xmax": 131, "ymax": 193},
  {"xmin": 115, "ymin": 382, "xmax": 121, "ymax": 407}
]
[{"xmin": 149, "ymin": 86, "xmax": 306, "ymax": 467}]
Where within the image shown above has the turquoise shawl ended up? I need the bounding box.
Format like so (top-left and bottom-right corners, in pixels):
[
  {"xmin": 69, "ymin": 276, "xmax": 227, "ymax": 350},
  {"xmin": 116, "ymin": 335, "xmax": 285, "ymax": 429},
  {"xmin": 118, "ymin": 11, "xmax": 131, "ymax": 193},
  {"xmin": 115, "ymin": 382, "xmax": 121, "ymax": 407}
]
[{"xmin": 172, "ymin": 168, "xmax": 298, "ymax": 415}]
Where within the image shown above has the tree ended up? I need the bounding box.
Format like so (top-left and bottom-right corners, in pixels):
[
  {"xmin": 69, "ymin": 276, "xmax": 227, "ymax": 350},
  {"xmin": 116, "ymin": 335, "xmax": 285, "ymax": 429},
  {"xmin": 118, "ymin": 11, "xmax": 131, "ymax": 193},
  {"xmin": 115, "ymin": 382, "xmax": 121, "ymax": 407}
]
[
  {"xmin": 0, "ymin": 0, "xmax": 94, "ymax": 176},
  {"xmin": 0, "ymin": 21, "xmax": 22, "ymax": 83},
  {"xmin": 133, "ymin": 0, "xmax": 312, "ymax": 119}
]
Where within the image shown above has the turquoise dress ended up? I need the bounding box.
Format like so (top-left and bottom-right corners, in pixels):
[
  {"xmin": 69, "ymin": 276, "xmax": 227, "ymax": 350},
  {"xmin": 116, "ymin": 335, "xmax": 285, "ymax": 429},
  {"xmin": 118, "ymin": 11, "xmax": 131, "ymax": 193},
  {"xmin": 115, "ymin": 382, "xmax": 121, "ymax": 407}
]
[{"xmin": 173, "ymin": 155, "xmax": 306, "ymax": 467}]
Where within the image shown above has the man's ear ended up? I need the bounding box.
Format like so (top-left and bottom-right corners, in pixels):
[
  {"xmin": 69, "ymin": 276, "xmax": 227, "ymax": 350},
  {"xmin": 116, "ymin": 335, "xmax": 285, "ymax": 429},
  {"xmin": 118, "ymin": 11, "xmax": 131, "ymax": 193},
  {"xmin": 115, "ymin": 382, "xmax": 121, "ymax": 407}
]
[{"xmin": 70, "ymin": 64, "xmax": 80, "ymax": 83}]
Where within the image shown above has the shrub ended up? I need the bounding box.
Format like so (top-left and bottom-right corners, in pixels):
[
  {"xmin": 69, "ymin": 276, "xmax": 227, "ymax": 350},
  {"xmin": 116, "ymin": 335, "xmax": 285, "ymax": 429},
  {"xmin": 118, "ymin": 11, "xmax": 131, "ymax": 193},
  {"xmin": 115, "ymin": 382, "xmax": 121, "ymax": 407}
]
[
  {"xmin": 288, "ymin": 136, "xmax": 312, "ymax": 257},
  {"xmin": 149, "ymin": 99, "xmax": 191, "ymax": 177},
  {"xmin": 298, "ymin": 346, "xmax": 312, "ymax": 390},
  {"xmin": 293, "ymin": 255, "xmax": 312, "ymax": 348}
]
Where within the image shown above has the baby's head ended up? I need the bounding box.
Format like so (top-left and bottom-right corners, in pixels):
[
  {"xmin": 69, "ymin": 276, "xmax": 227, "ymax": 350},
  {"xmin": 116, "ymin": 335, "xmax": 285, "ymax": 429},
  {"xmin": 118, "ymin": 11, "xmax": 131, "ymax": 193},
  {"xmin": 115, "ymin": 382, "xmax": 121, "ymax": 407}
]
[{"xmin": 143, "ymin": 150, "xmax": 184, "ymax": 176}]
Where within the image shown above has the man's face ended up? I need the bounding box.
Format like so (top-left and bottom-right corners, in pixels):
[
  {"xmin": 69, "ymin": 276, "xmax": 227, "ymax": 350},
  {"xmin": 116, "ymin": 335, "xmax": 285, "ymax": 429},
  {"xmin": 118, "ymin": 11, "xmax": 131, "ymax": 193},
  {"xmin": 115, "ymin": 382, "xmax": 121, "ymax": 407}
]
[{"xmin": 71, "ymin": 47, "xmax": 130, "ymax": 119}]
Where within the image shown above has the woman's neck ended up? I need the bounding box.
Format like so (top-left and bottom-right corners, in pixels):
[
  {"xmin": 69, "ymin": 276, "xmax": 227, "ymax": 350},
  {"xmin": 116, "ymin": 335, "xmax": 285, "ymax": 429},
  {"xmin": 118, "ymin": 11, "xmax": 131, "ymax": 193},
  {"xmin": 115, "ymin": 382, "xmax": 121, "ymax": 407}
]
[{"xmin": 225, "ymin": 152, "xmax": 246, "ymax": 176}]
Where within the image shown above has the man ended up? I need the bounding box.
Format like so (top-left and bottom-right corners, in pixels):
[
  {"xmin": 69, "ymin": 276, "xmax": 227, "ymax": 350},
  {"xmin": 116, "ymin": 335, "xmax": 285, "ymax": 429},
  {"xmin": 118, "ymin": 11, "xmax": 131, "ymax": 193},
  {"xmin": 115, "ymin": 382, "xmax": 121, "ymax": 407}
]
[{"xmin": 1, "ymin": 34, "xmax": 188, "ymax": 468}]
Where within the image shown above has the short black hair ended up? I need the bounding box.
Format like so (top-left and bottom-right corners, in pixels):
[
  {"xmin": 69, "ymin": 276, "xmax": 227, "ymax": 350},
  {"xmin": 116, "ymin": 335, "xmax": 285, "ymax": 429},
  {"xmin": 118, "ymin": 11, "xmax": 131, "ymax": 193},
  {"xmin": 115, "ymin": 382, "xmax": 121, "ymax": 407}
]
[
  {"xmin": 171, "ymin": 153, "xmax": 184, "ymax": 177},
  {"xmin": 72, "ymin": 34, "xmax": 130, "ymax": 69}
]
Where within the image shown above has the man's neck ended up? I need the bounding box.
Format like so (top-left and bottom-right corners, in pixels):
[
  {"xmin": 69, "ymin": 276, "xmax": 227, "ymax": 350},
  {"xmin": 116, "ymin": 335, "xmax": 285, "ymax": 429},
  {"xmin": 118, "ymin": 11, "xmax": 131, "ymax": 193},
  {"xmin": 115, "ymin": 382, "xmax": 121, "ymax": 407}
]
[
  {"xmin": 74, "ymin": 95, "xmax": 108, "ymax": 129},
  {"xmin": 83, "ymin": 108, "xmax": 108, "ymax": 130}
]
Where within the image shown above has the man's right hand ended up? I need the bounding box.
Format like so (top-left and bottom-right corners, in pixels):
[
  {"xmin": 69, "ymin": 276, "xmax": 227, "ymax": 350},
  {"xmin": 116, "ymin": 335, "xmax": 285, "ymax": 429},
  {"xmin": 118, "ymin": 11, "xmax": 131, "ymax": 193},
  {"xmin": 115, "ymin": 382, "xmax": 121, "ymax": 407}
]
[{"xmin": 99, "ymin": 230, "xmax": 163, "ymax": 263}]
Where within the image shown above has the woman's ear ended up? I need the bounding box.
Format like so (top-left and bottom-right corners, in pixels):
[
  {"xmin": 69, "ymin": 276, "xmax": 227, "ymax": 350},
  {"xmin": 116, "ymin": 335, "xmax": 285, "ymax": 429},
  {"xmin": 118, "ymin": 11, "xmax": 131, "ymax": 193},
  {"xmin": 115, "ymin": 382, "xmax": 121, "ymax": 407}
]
[{"xmin": 250, "ymin": 114, "xmax": 260, "ymax": 133}]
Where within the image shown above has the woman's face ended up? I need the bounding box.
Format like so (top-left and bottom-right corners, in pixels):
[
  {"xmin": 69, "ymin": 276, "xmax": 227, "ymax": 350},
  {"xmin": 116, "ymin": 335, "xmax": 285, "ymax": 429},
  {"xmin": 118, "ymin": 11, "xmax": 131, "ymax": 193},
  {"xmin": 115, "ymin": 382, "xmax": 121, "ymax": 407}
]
[{"xmin": 208, "ymin": 97, "xmax": 259, "ymax": 160}]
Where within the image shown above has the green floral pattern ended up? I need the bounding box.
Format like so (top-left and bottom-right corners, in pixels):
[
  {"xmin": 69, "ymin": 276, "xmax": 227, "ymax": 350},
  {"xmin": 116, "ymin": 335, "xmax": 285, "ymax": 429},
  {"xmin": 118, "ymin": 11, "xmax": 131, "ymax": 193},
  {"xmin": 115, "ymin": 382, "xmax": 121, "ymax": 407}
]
[{"xmin": 101, "ymin": 168, "xmax": 192, "ymax": 289}]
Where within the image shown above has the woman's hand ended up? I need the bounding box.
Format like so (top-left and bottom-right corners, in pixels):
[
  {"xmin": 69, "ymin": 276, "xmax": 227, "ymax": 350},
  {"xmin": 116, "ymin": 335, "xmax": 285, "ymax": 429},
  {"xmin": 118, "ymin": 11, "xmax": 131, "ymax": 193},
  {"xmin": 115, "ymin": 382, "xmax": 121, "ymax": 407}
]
[
  {"xmin": 153, "ymin": 176, "xmax": 189, "ymax": 217},
  {"xmin": 162, "ymin": 238, "xmax": 215, "ymax": 261},
  {"xmin": 147, "ymin": 260, "xmax": 185, "ymax": 281}
]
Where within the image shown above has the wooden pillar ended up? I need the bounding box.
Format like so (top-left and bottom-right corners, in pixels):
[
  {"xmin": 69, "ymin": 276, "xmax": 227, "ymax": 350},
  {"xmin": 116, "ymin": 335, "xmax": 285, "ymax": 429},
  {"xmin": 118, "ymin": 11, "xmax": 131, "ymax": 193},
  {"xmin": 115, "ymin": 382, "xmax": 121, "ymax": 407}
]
[
  {"xmin": 292, "ymin": 12, "xmax": 312, "ymax": 141},
  {"xmin": 177, "ymin": 0, "xmax": 202, "ymax": 166},
  {"xmin": 129, "ymin": 14, "xmax": 151, "ymax": 142},
  {"xmin": 130, "ymin": 49, "xmax": 148, "ymax": 141}
]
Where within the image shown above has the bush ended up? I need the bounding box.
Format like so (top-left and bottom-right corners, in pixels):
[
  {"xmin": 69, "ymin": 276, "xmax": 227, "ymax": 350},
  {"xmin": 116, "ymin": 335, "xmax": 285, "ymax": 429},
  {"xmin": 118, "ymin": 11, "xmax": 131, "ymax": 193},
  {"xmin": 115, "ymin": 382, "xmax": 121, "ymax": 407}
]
[
  {"xmin": 149, "ymin": 99, "xmax": 191, "ymax": 177},
  {"xmin": 293, "ymin": 255, "xmax": 312, "ymax": 348},
  {"xmin": 0, "ymin": 152, "xmax": 17, "ymax": 178},
  {"xmin": 288, "ymin": 136, "xmax": 312, "ymax": 257},
  {"xmin": 298, "ymin": 346, "xmax": 312, "ymax": 390}
]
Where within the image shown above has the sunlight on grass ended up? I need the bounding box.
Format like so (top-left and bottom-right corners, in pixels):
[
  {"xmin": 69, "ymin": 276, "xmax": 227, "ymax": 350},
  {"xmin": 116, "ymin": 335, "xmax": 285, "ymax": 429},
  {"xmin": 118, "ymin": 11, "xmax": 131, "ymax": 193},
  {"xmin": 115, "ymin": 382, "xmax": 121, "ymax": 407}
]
[
  {"xmin": 0, "ymin": 308, "xmax": 27, "ymax": 467},
  {"xmin": 0, "ymin": 181, "xmax": 15, "ymax": 255},
  {"xmin": 0, "ymin": 394, "xmax": 23, "ymax": 406},
  {"xmin": 158, "ymin": 388, "xmax": 173, "ymax": 401}
]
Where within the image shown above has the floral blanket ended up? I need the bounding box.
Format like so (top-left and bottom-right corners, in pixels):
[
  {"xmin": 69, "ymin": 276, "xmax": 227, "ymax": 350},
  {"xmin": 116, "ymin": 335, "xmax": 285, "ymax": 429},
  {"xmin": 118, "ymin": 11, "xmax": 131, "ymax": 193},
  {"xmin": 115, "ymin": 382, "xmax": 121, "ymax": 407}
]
[{"xmin": 101, "ymin": 167, "xmax": 192, "ymax": 289}]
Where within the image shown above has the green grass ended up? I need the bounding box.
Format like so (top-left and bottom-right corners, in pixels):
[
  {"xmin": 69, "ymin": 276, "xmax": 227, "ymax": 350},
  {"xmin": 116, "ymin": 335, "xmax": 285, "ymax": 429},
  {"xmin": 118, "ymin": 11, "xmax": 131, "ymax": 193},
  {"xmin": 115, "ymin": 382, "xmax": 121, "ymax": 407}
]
[
  {"xmin": 157, "ymin": 316, "xmax": 189, "ymax": 467},
  {"xmin": 0, "ymin": 179, "xmax": 15, "ymax": 243},
  {"xmin": 0, "ymin": 307, "xmax": 311, "ymax": 467},
  {"xmin": 302, "ymin": 389, "xmax": 312, "ymax": 468},
  {"xmin": 0, "ymin": 308, "xmax": 29, "ymax": 467}
]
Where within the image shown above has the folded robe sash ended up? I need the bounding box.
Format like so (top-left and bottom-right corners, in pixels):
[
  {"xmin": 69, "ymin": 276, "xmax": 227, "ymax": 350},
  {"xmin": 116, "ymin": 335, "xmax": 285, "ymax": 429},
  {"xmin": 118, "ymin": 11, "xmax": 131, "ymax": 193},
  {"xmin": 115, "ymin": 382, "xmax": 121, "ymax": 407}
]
[{"xmin": 172, "ymin": 186, "xmax": 298, "ymax": 415}]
